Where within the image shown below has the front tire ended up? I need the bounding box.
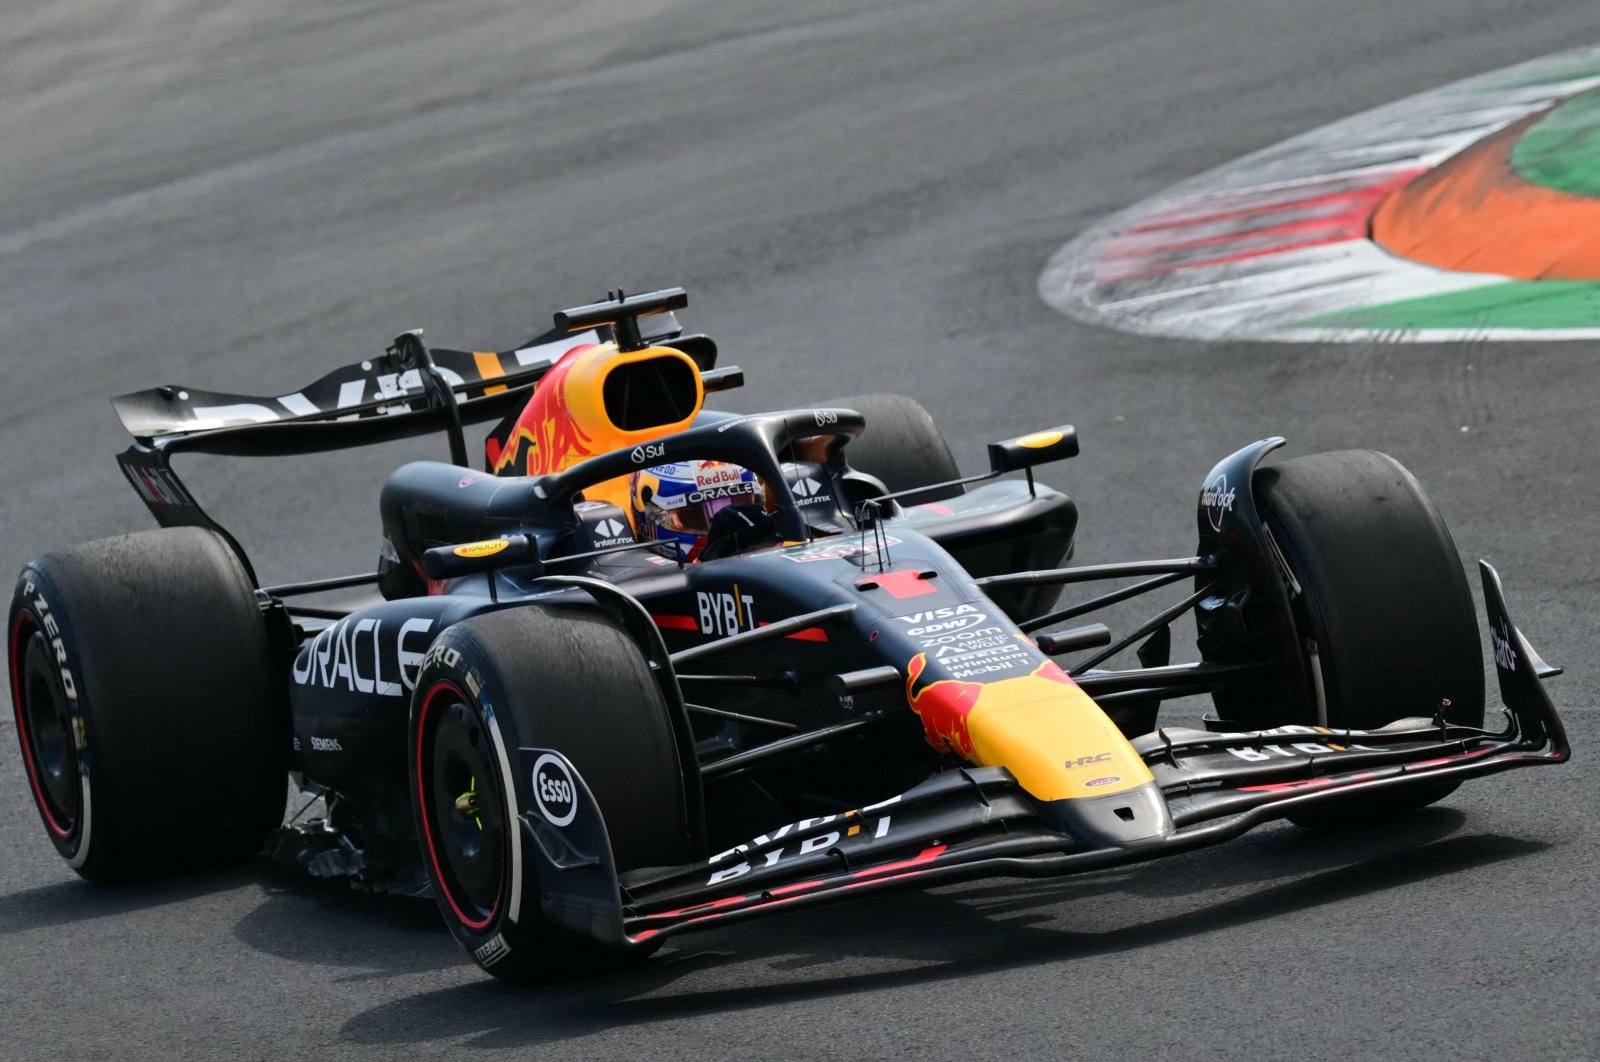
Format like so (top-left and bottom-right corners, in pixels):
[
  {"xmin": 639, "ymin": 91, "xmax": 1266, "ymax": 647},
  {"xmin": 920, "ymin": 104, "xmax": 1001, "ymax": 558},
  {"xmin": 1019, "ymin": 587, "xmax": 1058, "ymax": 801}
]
[
  {"xmin": 1252, "ymin": 450, "xmax": 1483, "ymax": 827},
  {"xmin": 8, "ymin": 528, "xmax": 289, "ymax": 881},
  {"xmin": 410, "ymin": 603, "xmax": 692, "ymax": 980}
]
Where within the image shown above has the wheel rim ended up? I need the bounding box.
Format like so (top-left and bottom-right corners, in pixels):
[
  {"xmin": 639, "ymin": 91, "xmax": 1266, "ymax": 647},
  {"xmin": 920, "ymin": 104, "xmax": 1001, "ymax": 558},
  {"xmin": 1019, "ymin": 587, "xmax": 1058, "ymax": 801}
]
[
  {"xmin": 9, "ymin": 613, "xmax": 80, "ymax": 838},
  {"xmin": 417, "ymin": 683, "xmax": 505, "ymax": 930}
]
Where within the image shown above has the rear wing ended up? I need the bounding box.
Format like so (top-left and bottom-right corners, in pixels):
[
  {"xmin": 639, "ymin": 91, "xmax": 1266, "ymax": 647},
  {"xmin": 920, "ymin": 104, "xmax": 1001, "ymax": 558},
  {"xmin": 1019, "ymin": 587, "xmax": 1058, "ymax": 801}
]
[
  {"xmin": 111, "ymin": 291, "xmax": 720, "ymax": 579},
  {"xmin": 114, "ymin": 316, "xmax": 697, "ymax": 451}
]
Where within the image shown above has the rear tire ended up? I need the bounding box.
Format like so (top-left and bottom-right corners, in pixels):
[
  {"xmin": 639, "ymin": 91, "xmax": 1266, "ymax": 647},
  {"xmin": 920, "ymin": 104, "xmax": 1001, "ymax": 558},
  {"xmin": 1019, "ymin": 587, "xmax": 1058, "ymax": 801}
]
[
  {"xmin": 821, "ymin": 393, "xmax": 963, "ymax": 502},
  {"xmin": 8, "ymin": 528, "xmax": 289, "ymax": 881},
  {"xmin": 1252, "ymin": 451, "xmax": 1483, "ymax": 828},
  {"xmin": 409, "ymin": 603, "xmax": 692, "ymax": 980},
  {"xmin": 822, "ymin": 392, "xmax": 1062, "ymax": 618}
]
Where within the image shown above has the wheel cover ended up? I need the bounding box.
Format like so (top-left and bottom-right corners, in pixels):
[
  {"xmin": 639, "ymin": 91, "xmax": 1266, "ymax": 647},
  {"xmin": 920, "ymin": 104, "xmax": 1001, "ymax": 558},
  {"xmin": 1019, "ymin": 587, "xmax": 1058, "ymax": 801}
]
[
  {"xmin": 9, "ymin": 613, "xmax": 80, "ymax": 838},
  {"xmin": 416, "ymin": 683, "xmax": 506, "ymax": 930}
]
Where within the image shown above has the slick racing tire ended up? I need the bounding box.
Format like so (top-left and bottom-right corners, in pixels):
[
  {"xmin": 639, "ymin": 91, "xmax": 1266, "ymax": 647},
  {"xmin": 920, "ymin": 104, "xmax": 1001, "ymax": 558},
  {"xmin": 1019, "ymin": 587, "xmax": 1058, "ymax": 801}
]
[
  {"xmin": 1253, "ymin": 450, "xmax": 1483, "ymax": 828},
  {"xmin": 821, "ymin": 393, "xmax": 963, "ymax": 502},
  {"xmin": 821, "ymin": 392, "xmax": 1060, "ymax": 619},
  {"xmin": 8, "ymin": 528, "xmax": 289, "ymax": 882},
  {"xmin": 409, "ymin": 603, "xmax": 693, "ymax": 981}
]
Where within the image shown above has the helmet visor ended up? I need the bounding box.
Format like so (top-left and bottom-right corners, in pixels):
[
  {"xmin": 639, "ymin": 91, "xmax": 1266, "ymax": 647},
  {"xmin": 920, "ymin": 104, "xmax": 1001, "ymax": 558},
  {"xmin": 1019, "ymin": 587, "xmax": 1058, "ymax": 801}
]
[{"xmin": 648, "ymin": 480, "xmax": 758, "ymax": 534}]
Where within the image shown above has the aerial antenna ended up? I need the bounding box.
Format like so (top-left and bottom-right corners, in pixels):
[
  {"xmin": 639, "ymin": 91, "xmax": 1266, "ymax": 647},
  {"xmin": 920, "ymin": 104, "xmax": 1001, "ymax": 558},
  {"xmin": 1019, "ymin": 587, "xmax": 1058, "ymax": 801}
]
[{"xmin": 553, "ymin": 287, "xmax": 688, "ymax": 353}]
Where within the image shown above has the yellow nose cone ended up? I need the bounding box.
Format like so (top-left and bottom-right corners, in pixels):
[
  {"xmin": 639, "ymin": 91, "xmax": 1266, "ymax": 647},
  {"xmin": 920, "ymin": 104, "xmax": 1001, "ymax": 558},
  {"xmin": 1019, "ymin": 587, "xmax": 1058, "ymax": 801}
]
[
  {"xmin": 971, "ymin": 677, "xmax": 1152, "ymax": 801},
  {"xmin": 908, "ymin": 654, "xmax": 1153, "ymax": 802}
]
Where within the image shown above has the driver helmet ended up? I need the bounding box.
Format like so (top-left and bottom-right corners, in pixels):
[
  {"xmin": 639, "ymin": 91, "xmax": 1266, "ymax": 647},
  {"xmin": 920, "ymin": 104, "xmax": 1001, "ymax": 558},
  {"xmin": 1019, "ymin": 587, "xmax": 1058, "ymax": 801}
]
[{"xmin": 630, "ymin": 460, "xmax": 763, "ymax": 555}]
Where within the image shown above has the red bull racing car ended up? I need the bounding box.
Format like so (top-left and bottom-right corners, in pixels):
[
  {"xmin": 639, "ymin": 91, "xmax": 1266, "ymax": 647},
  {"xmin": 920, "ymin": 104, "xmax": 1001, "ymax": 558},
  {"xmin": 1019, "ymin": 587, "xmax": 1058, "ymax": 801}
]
[{"xmin": 8, "ymin": 288, "xmax": 1569, "ymax": 979}]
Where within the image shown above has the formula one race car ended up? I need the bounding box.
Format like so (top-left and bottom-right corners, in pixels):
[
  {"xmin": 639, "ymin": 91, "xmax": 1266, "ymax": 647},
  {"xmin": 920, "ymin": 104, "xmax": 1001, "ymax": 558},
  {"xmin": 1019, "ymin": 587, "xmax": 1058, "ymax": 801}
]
[{"xmin": 8, "ymin": 288, "xmax": 1569, "ymax": 979}]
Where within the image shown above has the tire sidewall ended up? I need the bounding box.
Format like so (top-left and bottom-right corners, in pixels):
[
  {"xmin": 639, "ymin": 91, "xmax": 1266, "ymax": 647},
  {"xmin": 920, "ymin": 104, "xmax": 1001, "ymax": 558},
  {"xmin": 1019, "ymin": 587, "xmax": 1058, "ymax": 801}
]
[
  {"xmin": 8, "ymin": 565, "xmax": 96, "ymax": 870},
  {"xmin": 409, "ymin": 629, "xmax": 538, "ymax": 977},
  {"xmin": 8, "ymin": 527, "xmax": 290, "ymax": 882},
  {"xmin": 408, "ymin": 606, "xmax": 687, "ymax": 978},
  {"xmin": 1255, "ymin": 450, "xmax": 1484, "ymax": 731},
  {"xmin": 1250, "ymin": 451, "xmax": 1480, "ymax": 826}
]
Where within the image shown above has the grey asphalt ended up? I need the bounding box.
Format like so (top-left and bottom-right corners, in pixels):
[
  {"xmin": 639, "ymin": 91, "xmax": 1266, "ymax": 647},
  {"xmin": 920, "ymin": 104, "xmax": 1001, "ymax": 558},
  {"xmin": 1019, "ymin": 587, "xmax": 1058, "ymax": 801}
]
[{"xmin": 2, "ymin": 1, "xmax": 1597, "ymax": 1059}]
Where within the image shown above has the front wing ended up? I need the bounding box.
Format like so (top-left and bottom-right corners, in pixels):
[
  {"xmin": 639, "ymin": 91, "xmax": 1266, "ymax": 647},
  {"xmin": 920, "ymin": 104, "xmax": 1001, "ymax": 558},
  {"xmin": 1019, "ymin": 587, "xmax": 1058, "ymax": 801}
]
[{"xmin": 524, "ymin": 562, "xmax": 1569, "ymax": 947}]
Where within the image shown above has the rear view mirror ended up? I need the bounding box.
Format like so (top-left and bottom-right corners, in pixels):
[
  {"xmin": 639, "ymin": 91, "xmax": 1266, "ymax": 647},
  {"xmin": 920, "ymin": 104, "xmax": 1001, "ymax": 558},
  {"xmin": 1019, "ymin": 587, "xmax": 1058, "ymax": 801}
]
[{"xmin": 988, "ymin": 426, "xmax": 1078, "ymax": 474}]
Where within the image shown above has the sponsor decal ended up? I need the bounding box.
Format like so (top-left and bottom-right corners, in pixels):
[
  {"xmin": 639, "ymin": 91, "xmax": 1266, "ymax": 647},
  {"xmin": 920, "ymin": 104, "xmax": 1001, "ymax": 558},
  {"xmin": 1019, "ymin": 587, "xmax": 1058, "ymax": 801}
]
[
  {"xmin": 487, "ymin": 345, "xmax": 598, "ymax": 476},
  {"xmin": 906, "ymin": 655, "xmax": 1078, "ymax": 758},
  {"xmin": 1017, "ymin": 430, "xmax": 1063, "ymax": 449},
  {"xmin": 652, "ymin": 481, "xmax": 758, "ymax": 509},
  {"xmin": 694, "ymin": 464, "xmax": 746, "ymax": 488},
  {"xmin": 813, "ymin": 410, "xmax": 839, "ymax": 427},
  {"xmin": 453, "ymin": 539, "xmax": 509, "ymax": 559},
  {"xmin": 309, "ymin": 736, "xmax": 343, "ymax": 752},
  {"xmin": 688, "ymin": 482, "xmax": 756, "ymax": 505},
  {"xmin": 421, "ymin": 642, "xmax": 461, "ymax": 672},
  {"xmin": 902, "ymin": 498, "xmax": 1010, "ymax": 522},
  {"xmin": 631, "ymin": 442, "xmax": 667, "ymax": 464},
  {"xmin": 531, "ymin": 753, "xmax": 577, "ymax": 827},
  {"xmin": 169, "ymin": 363, "xmax": 484, "ymax": 434},
  {"xmin": 291, "ymin": 616, "xmax": 433, "ymax": 697},
  {"xmin": 1200, "ymin": 473, "xmax": 1236, "ymax": 533},
  {"xmin": 898, "ymin": 605, "xmax": 987, "ymax": 638},
  {"xmin": 706, "ymin": 796, "xmax": 899, "ymax": 885},
  {"xmin": 1069, "ymin": 753, "xmax": 1112, "ymax": 769},
  {"xmin": 1220, "ymin": 724, "xmax": 1379, "ymax": 761},
  {"xmin": 378, "ymin": 536, "xmax": 401, "ymax": 564},
  {"xmin": 782, "ymin": 536, "xmax": 902, "ymax": 563},
  {"xmin": 715, "ymin": 413, "xmax": 767, "ymax": 434},
  {"xmin": 19, "ymin": 580, "xmax": 79, "ymax": 704},
  {"xmin": 1491, "ymin": 617, "xmax": 1518, "ymax": 671},
  {"xmin": 942, "ymin": 641, "xmax": 1035, "ymax": 679},
  {"xmin": 783, "ymin": 463, "xmax": 829, "ymax": 505},
  {"xmin": 715, "ymin": 413, "xmax": 768, "ymax": 434},
  {"xmin": 473, "ymin": 934, "xmax": 511, "ymax": 966},
  {"xmin": 457, "ymin": 472, "xmax": 486, "ymax": 489},
  {"xmin": 922, "ymin": 631, "xmax": 1035, "ymax": 680},
  {"xmin": 1085, "ymin": 775, "xmax": 1122, "ymax": 788},
  {"xmin": 921, "ymin": 625, "xmax": 1005, "ymax": 650},
  {"xmin": 697, "ymin": 589, "xmax": 758, "ymax": 636},
  {"xmin": 595, "ymin": 518, "xmax": 627, "ymax": 538},
  {"xmin": 123, "ymin": 465, "xmax": 195, "ymax": 508},
  {"xmin": 905, "ymin": 652, "xmax": 986, "ymax": 757}
]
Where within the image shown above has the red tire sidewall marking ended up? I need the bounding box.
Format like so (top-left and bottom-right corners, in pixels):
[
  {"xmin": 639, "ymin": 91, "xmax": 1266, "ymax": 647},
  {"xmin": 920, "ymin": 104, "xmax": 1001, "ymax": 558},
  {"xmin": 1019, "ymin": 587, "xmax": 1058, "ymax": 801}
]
[
  {"xmin": 9, "ymin": 609, "xmax": 75, "ymax": 841},
  {"xmin": 415, "ymin": 679, "xmax": 503, "ymax": 933}
]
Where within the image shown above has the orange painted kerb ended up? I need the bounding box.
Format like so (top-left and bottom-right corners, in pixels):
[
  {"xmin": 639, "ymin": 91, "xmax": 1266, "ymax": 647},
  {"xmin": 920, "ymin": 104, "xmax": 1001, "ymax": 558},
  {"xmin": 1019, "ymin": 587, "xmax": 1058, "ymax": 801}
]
[{"xmin": 1372, "ymin": 113, "xmax": 1600, "ymax": 280}]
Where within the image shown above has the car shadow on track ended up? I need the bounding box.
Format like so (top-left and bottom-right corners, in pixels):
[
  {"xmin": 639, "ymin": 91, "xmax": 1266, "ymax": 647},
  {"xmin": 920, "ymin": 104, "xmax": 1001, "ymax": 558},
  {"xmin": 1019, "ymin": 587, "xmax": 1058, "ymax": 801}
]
[
  {"xmin": 0, "ymin": 866, "xmax": 259, "ymax": 938},
  {"xmin": 328, "ymin": 810, "xmax": 1547, "ymax": 1050},
  {"xmin": 231, "ymin": 875, "xmax": 465, "ymax": 980}
]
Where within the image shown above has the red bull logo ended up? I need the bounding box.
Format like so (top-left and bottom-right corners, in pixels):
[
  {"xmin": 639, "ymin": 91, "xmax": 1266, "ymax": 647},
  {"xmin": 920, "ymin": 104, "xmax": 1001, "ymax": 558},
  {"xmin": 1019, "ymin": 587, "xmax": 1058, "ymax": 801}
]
[
  {"xmin": 487, "ymin": 344, "xmax": 598, "ymax": 476},
  {"xmin": 905, "ymin": 651, "xmax": 1153, "ymax": 802},
  {"xmin": 483, "ymin": 341, "xmax": 706, "ymax": 518},
  {"xmin": 906, "ymin": 652, "xmax": 986, "ymax": 758}
]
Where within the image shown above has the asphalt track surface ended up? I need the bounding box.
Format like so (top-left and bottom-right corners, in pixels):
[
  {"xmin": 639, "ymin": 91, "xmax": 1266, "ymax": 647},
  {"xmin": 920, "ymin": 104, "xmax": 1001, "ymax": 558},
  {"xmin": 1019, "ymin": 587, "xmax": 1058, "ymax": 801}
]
[{"xmin": 2, "ymin": 2, "xmax": 1597, "ymax": 1059}]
